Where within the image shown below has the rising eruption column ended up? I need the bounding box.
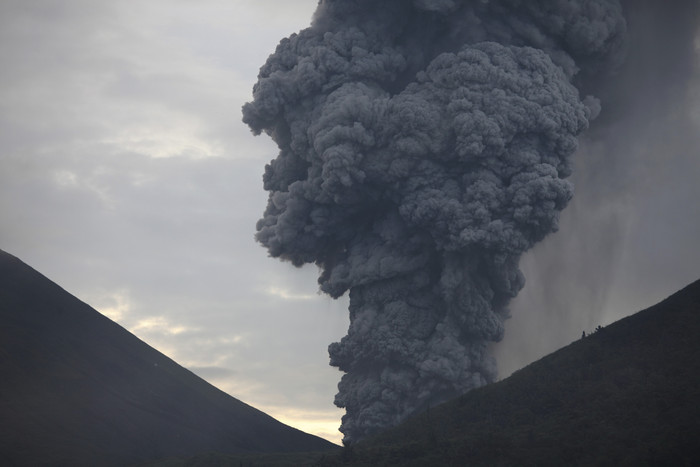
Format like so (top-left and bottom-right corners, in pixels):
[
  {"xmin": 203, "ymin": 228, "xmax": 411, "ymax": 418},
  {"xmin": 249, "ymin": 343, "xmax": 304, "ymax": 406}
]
[{"xmin": 243, "ymin": 0, "xmax": 626, "ymax": 443}]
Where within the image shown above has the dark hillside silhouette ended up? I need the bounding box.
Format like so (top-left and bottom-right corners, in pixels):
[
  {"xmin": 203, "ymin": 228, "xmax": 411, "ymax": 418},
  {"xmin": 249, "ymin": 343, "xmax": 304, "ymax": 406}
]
[
  {"xmin": 0, "ymin": 249, "xmax": 337, "ymax": 466},
  {"xmin": 327, "ymin": 277, "xmax": 700, "ymax": 466},
  {"xmin": 143, "ymin": 277, "xmax": 700, "ymax": 466}
]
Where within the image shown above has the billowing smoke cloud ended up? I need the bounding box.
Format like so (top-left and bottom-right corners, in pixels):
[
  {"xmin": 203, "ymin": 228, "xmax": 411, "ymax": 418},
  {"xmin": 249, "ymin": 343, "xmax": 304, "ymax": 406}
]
[{"xmin": 243, "ymin": 0, "xmax": 625, "ymax": 443}]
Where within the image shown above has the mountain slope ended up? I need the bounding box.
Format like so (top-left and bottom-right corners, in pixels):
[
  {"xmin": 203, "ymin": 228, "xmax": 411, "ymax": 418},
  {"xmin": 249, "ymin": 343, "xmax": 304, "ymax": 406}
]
[
  {"xmin": 320, "ymin": 277, "xmax": 700, "ymax": 466},
  {"xmin": 0, "ymin": 250, "xmax": 337, "ymax": 466}
]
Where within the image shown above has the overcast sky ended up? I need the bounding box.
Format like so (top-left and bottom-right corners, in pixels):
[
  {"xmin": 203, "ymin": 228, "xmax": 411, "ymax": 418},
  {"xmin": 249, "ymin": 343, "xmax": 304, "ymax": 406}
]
[{"xmin": 1, "ymin": 0, "xmax": 699, "ymax": 445}]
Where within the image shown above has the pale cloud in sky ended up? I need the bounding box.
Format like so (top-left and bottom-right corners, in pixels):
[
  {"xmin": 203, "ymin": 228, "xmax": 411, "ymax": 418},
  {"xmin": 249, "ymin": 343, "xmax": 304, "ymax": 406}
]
[
  {"xmin": 1, "ymin": 0, "xmax": 699, "ymax": 446},
  {"xmin": 0, "ymin": 0, "xmax": 350, "ymax": 444}
]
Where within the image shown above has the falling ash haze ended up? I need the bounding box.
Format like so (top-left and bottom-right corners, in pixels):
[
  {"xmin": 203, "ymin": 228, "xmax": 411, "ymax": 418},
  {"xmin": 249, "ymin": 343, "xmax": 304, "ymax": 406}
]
[{"xmin": 243, "ymin": 0, "xmax": 625, "ymax": 443}]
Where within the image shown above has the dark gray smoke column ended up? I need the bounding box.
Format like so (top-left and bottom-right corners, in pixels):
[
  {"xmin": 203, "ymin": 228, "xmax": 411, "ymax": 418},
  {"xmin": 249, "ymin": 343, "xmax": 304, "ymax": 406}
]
[{"xmin": 243, "ymin": 0, "xmax": 625, "ymax": 443}]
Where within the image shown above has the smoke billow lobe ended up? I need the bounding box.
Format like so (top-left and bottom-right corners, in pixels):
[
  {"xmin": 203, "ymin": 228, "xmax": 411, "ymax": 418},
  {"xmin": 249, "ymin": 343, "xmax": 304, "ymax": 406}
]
[{"xmin": 243, "ymin": 0, "xmax": 625, "ymax": 443}]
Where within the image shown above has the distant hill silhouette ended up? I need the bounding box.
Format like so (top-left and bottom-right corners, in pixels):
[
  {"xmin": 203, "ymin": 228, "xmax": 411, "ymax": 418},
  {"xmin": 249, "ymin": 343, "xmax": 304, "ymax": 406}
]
[
  {"xmin": 0, "ymin": 250, "xmax": 337, "ymax": 466},
  {"xmin": 156, "ymin": 277, "xmax": 700, "ymax": 466}
]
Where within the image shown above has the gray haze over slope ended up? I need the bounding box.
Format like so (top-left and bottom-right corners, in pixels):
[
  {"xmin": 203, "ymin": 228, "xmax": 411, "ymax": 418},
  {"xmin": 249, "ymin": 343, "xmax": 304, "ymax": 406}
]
[{"xmin": 495, "ymin": 0, "xmax": 700, "ymax": 375}]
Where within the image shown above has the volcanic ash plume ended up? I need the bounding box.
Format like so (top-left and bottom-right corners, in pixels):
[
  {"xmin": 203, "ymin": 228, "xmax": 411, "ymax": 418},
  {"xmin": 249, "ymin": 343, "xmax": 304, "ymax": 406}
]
[{"xmin": 243, "ymin": 0, "xmax": 626, "ymax": 443}]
